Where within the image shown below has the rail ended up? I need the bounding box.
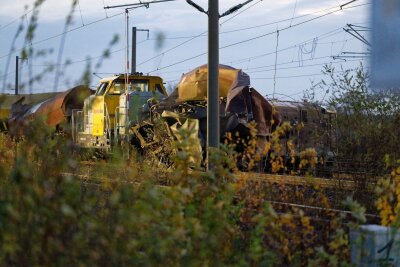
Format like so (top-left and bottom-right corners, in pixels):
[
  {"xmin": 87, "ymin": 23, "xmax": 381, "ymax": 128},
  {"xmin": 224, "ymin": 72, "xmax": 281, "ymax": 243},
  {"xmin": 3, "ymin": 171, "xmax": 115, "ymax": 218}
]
[
  {"xmin": 236, "ymin": 172, "xmax": 377, "ymax": 191},
  {"xmin": 73, "ymin": 161, "xmax": 380, "ymax": 191},
  {"xmin": 61, "ymin": 170, "xmax": 380, "ymax": 222}
]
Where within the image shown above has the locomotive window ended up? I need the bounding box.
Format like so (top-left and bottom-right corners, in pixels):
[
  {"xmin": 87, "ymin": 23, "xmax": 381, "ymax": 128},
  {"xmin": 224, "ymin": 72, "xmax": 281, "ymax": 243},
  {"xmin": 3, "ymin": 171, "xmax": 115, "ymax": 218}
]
[
  {"xmin": 130, "ymin": 79, "xmax": 149, "ymax": 92},
  {"xmin": 95, "ymin": 82, "xmax": 109, "ymax": 96},
  {"xmin": 109, "ymin": 80, "xmax": 125, "ymax": 95},
  {"xmin": 301, "ymin": 110, "xmax": 308, "ymax": 123}
]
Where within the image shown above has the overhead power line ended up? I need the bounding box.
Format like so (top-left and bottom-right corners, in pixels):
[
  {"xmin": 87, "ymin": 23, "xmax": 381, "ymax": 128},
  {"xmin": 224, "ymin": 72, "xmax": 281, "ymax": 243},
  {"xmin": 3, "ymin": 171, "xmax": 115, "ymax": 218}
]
[
  {"xmin": 138, "ymin": 1, "xmax": 366, "ymax": 67},
  {"xmin": 221, "ymin": 0, "xmax": 255, "ymax": 17},
  {"xmin": 220, "ymin": 0, "xmax": 258, "ymax": 24},
  {"xmin": 0, "ymin": 71, "xmax": 16, "ymax": 80},
  {"xmin": 0, "ymin": 11, "xmax": 124, "ymax": 61},
  {"xmin": 252, "ymin": 69, "xmax": 350, "ymax": 80},
  {"xmin": 246, "ymin": 55, "xmax": 333, "ymax": 70},
  {"xmin": 157, "ymin": 56, "xmax": 365, "ymax": 83},
  {"xmin": 227, "ymin": 32, "xmax": 351, "ymax": 65},
  {"xmin": 154, "ymin": 38, "xmax": 364, "ymax": 79},
  {"xmin": 0, "ymin": 8, "xmax": 34, "ymax": 32},
  {"xmin": 343, "ymin": 23, "xmax": 370, "ymax": 46},
  {"xmin": 186, "ymin": 0, "xmax": 207, "ymax": 14},
  {"xmin": 139, "ymin": 18, "xmax": 366, "ymax": 41},
  {"xmin": 145, "ymin": 3, "xmax": 370, "ymax": 73},
  {"xmin": 147, "ymin": 2, "xmax": 370, "ymax": 73},
  {"xmin": 220, "ymin": 3, "xmax": 369, "ymax": 50},
  {"xmin": 161, "ymin": 68, "xmax": 356, "ymax": 84},
  {"xmin": 104, "ymin": 0, "xmax": 177, "ymax": 9},
  {"xmin": 138, "ymin": 0, "xmax": 262, "ymax": 67},
  {"xmin": 245, "ymin": 58, "xmax": 364, "ymax": 74},
  {"xmin": 30, "ymin": 47, "xmax": 125, "ymax": 67}
]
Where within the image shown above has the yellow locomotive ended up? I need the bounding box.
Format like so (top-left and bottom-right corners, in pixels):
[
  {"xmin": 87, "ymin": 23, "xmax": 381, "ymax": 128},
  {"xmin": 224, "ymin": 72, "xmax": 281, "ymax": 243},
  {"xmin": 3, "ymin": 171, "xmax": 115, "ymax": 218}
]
[{"xmin": 71, "ymin": 73, "xmax": 167, "ymax": 151}]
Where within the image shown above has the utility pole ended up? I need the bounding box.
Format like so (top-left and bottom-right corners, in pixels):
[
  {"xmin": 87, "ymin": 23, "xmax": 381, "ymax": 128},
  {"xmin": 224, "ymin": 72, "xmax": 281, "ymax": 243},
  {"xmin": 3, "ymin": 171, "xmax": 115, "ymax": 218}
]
[
  {"xmin": 131, "ymin": 27, "xmax": 149, "ymax": 74},
  {"xmin": 208, "ymin": 0, "xmax": 219, "ymax": 151},
  {"xmin": 186, "ymin": 0, "xmax": 254, "ymax": 170},
  {"xmin": 15, "ymin": 56, "xmax": 18, "ymax": 95},
  {"xmin": 132, "ymin": 27, "xmax": 136, "ymax": 74}
]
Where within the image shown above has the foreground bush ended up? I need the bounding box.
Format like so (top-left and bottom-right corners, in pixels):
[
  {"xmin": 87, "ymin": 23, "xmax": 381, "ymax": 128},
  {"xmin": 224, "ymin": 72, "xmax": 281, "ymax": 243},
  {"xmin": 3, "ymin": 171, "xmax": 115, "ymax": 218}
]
[{"xmin": 0, "ymin": 122, "xmax": 370, "ymax": 266}]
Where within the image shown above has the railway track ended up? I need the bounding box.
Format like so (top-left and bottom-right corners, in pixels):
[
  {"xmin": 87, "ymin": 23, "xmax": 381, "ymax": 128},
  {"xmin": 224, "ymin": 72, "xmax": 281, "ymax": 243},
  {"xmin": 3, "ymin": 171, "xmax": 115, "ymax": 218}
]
[
  {"xmin": 61, "ymin": 171, "xmax": 380, "ymax": 223},
  {"xmin": 73, "ymin": 160, "xmax": 379, "ymax": 191},
  {"xmin": 64, "ymin": 170, "xmax": 377, "ymax": 190},
  {"xmin": 237, "ymin": 172, "xmax": 377, "ymax": 191}
]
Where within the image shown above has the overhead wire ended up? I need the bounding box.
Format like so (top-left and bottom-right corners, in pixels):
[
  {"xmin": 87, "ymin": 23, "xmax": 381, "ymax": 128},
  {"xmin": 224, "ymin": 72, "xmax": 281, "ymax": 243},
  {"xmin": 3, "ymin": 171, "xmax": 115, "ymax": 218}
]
[
  {"xmin": 137, "ymin": 0, "xmax": 263, "ymax": 67},
  {"xmin": 157, "ymin": 39, "xmax": 366, "ymax": 90},
  {"xmin": 229, "ymin": 34, "xmax": 356, "ymax": 66},
  {"xmin": 220, "ymin": 0, "xmax": 263, "ymax": 25},
  {"xmin": 252, "ymin": 69, "xmax": 350, "ymax": 80},
  {"xmin": 273, "ymin": 28, "xmax": 279, "ymax": 98},
  {"xmin": 246, "ymin": 58, "xmax": 364, "ymax": 74},
  {"xmin": 0, "ymin": 11, "xmax": 125, "ymax": 61},
  {"xmin": 32, "ymin": 48, "xmax": 125, "ymax": 68},
  {"xmin": 137, "ymin": 31, "xmax": 206, "ymax": 67},
  {"xmin": 150, "ymin": 35, "xmax": 363, "ymax": 79},
  {"xmin": 0, "ymin": 8, "xmax": 34, "ymax": 32},
  {"xmin": 0, "ymin": 71, "xmax": 16, "ymax": 80},
  {"xmin": 158, "ymin": 58, "xmax": 365, "ymax": 86},
  {"xmin": 298, "ymin": 37, "xmax": 318, "ymax": 66},
  {"xmin": 54, "ymin": 1, "xmax": 81, "ymax": 91},
  {"xmin": 28, "ymin": 39, "xmax": 146, "ymax": 69},
  {"xmin": 78, "ymin": 0, "xmax": 85, "ymax": 26},
  {"xmin": 289, "ymin": 0, "xmax": 298, "ymax": 27},
  {"xmin": 145, "ymin": 20, "xmax": 367, "ymax": 41},
  {"xmin": 0, "ymin": 0, "xmax": 368, "ymax": 94},
  {"xmin": 247, "ymin": 55, "xmax": 333, "ymax": 70},
  {"xmin": 220, "ymin": 6, "xmax": 340, "ymax": 35},
  {"xmin": 147, "ymin": 2, "xmax": 369, "ymax": 73},
  {"xmin": 220, "ymin": 3, "xmax": 369, "ymax": 50},
  {"xmin": 139, "ymin": 0, "xmax": 366, "ymax": 68},
  {"xmin": 102, "ymin": 0, "xmax": 109, "ymax": 17},
  {"xmin": 226, "ymin": 28, "xmax": 344, "ymax": 65}
]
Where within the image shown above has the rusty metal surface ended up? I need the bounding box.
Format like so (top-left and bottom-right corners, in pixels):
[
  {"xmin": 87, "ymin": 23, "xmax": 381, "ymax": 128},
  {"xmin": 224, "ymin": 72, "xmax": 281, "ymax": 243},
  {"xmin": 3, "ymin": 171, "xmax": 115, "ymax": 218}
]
[
  {"xmin": 226, "ymin": 86, "xmax": 280, "ymax": 137},
  {"xmin": 9, "ymin": 86, "xmax": 93, "ymax": 131},
  {"xmin": 0, "ymin": 92, "xmax": 59, "ymax": 122},
  {"xmin": 31, "ymin": 85, "xmax": 92, "ymax": 126}
]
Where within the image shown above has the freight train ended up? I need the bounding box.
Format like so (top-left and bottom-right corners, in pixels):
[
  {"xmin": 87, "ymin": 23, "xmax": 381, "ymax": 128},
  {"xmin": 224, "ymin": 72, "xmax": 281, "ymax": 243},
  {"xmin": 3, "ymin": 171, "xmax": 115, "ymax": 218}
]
[
  {"xmin": 68, "ymin": 64, "xmax": 336, "ymax": 171},
  {"xmin": 0, "ymin": 65, "xmax": 336, "ymax": 172}
]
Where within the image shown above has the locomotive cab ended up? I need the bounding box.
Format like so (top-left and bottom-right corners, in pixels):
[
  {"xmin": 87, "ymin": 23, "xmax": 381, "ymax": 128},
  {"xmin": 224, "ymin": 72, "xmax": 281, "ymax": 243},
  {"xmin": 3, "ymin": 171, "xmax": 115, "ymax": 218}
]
[{"xmin": 71, "ymin": 74, "xmax": 167, "ymax": 151}]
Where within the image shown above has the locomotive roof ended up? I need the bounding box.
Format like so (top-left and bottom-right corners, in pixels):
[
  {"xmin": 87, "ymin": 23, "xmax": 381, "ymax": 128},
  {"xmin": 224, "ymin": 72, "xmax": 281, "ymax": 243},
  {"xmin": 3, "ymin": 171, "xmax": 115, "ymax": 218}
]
[{"xmin": 99, "ymin": 74, "xmax": 163, "ymax": 83}]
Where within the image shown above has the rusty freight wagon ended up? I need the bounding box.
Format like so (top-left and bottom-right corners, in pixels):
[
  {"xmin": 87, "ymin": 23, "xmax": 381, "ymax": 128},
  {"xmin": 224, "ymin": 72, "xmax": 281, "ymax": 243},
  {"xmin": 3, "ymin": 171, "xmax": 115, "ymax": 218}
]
[{"xmin": 1, "ymin": 86, "xmax": 92, "ymax": 136}]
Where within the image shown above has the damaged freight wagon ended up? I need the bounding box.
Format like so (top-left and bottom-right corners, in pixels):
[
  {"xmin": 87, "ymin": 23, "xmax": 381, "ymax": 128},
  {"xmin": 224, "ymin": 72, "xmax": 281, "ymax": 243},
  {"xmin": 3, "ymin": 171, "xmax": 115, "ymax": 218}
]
[
  {"xmin": 133, "ymin": 64, "xmax": 280, "ymax": 166},
  {"xmin": 0, "ymin": 92, "xmax": 59, "ymax": 132},
  {"xmin": 7, "ymin": 85, "xmax": 92, "ymax": 136}
]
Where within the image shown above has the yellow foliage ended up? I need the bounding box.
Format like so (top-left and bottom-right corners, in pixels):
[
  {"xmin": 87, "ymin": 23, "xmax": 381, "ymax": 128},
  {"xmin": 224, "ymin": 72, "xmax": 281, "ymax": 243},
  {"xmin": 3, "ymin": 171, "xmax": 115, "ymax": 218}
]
[{"xmin": 376, "ymin": 165, "xmax": 400, "ymax": 226}]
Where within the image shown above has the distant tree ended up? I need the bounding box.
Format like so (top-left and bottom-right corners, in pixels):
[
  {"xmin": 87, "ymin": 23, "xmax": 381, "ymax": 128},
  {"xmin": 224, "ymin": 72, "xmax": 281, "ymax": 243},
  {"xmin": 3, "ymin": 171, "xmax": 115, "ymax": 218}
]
[{"xmin": 306, "ymin": 64, "xmax": 400, "ymax": 166}]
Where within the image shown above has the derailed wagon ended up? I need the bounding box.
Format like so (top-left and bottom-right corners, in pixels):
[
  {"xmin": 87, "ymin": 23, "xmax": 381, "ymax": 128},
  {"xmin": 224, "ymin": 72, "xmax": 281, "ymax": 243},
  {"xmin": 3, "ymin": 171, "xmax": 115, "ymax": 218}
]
[
  {"xmin": 0, "ymin": 92, "xmax": 59, "ymax": 132},
  {"xmin": 7, "ymin": 85, "xmax": 92, "ymax": 136},
  {"xmin": 139, "ymin": 65, "xmax": 336, "ymax": 170},
  {"xmin": 68, "ymin": 65, "xmax": 336, "ymax": 171},
  {"xmin": 143, "ymin": 64, "xmax": 281, "ymax": 165}
]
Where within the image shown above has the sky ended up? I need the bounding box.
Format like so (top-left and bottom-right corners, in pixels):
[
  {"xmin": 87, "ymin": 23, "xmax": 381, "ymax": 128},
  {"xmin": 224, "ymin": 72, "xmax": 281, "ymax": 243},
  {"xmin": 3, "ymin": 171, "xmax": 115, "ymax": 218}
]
[{"xmin": 0, "ymin": 0, "xmax": 370, "ymax": 101}]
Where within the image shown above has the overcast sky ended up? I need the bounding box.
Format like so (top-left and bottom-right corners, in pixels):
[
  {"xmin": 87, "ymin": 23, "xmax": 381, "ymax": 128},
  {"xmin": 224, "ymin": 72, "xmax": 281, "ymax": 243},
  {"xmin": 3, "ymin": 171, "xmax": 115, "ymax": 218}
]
[{"xmin": 0, "ymin": 0, "xmax": 370, "ymax": 101}]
